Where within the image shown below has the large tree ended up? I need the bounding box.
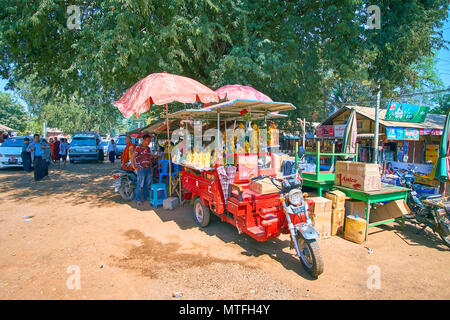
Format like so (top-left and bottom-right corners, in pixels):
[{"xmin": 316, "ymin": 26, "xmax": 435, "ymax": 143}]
[
  {"xmin": 0, "ymin": 92, "xmax": 29, "ymax": 133},
  {"xmin": 0, "ymin": 0, "xmax": 448, "ymax": 126}
]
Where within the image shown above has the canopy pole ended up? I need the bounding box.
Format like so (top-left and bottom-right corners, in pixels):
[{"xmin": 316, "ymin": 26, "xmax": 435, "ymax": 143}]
[
  {"xmin": 217, "ymin": 111, "xmax": 220, "ymax": 166},
  {"xmin": 166, "ymin": 103, "xmax": 172, "ymax": 197},
  {"xmin": 303, "ymin": 118, "xmax": 306, "ymax": 149},
  {"xmin": 374, "ymin": 87, "xmax": 381, "ymax": 164}
]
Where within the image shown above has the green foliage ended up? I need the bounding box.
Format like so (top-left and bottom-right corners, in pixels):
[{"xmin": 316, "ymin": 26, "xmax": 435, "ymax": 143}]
[
  {"xmin": 0, "ymin": 0, "xmax": 448, "ymax": 128},
  {"xmin": 430, "ymin": 94, "xmax": 450, "ymax": 114},
  {"xmin": 0, "ymin": 92, "xmax": 29, "ymax": 134}
]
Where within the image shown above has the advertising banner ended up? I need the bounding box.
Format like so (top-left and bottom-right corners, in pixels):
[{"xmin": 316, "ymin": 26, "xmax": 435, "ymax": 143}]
[
  {"xmin": 316, "ymin": 125, "xmax": 334, "ymax": 137},
  {"xmin": 385, "ymin": 103, "xmax": 429, "ymax": 123},
  {"xmin": 386, "ymin": 127, "xmax": 405, "ymax": 140},
  {"xmin": 404, "ymin": 128, "xmax": 420, "ymax": 140}
]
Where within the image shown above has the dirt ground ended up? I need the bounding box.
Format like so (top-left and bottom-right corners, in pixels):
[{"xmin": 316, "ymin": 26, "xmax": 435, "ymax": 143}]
[{"xmin": 0, "ymin": 162, "xmax": 448, "ymax": 300}]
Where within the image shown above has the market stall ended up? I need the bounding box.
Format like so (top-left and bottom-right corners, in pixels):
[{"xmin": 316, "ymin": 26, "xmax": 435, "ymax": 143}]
[
  {"xmin": 165, "ymin": 99, "xmax": 328, "ymax": 277},
  {"xmin": 301, "ymin": 140, "xmax": 359, "ymax": 196},
  {"xmin": 166, "ymin": 99, "xmax": 294, "ymax": 213},
  {"xmin": 334, "ymin": 184, "xmax": 408, "ymax": 240}
]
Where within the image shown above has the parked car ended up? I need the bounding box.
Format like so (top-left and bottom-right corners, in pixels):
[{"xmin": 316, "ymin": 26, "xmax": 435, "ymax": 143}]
[
  {"xmin": 69, "ymin": 132, "xmax": 100, "ymax": 163},
  {"xmin": 0, "ymin": 136, "xmax": 32, "ymax": 169},
  {"xmin": 115, "ymin": 134, "xmax": 136, "ymax": 159}
]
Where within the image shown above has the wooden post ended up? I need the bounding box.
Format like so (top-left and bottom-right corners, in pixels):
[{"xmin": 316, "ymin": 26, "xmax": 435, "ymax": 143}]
[
  {"xmin": 166, "ymin": 103, "xmax": 172, "ymax": 197},
  {"xmin": 316, "ymin": 140, "xmax": 320, "ymax": 177}
]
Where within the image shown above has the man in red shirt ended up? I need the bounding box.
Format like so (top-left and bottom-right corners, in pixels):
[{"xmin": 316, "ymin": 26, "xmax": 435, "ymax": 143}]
[{"xmin": 131, "ymin": 134, "xmax": 154, "ymax": 205}]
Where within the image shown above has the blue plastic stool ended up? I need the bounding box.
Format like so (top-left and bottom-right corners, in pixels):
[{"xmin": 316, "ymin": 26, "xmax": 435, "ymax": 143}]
[
  {"xmin": 158, "ymin": 159, "xmax": 170, "ymax": 183},
  {"xmin": 150, "ymin": 183, "xmax": 168, "ymax": 208}
]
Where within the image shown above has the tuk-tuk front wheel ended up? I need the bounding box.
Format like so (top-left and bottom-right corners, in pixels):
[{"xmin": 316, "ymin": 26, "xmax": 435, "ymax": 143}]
[
  {"xmin": 193, "ymin": 198, "xmax": 211, "ymax": 227},
  {"xmin": 297, "ymin": 237, "xmax": 324, "ymax": 278}
]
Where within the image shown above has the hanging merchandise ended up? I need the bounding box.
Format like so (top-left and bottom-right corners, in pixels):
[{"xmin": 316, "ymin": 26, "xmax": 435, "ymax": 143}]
[
  {"xmin": 267, "ymin": 121, "xmax": 278, "ymax": 146},
  {"xmin": 250, "ymin": 123, "xmax": 260, "ymax": 153}
]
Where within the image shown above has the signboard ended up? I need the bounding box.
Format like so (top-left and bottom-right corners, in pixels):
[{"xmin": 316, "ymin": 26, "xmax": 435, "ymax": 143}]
[
  {"xmin": 316, "ymin": 125, "xmax": 334, "ymax": 137},
  {"xmin": 386, "ymin": 127, "xmax": 405, "ymax": 140},
  {"xmin": 334, "ymin": 124, "xmax": 346, "ymax": 138},
  {"xmin": 420, "ymin": 128, "xmax": 443, "ymax": 136},
  {"xmin": 384, "ymin": 103, "xmax": 429, "ymax": 123},
  {"xmin": 386, "ymin": 127, "xmax": 420, "ymax": 140},
  {"xmin": 387, "ymin": 127, "xmax": 420, "ymax": 141},
  {"xmin": 404, "ymin": 128, "xmax": 420, "ymax": 140}
]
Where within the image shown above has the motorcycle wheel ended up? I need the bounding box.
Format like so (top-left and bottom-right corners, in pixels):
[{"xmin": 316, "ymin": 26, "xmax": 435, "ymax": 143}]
[
  {"xmin": 297, "ymin": 237, "xmax": 324, "ymax": 278},
  {"xmin": 437, "ymin": 217, "xmax": 450, "ymax": 248},
  {"xmin": 119, "ymin": 183, "xmax": 135, "ymax": 201}
]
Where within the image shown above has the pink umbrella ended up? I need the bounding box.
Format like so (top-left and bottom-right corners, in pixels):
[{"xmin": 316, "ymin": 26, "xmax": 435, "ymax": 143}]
[
  {"xmin": 113, "ymin": 72, "xmax": 219, "ymax": 118},
  {"xmin": 214, "ymin": 84, "xmax": 273, "ymax": 102},
  {"xmin": 113, "ymin": 72, "xmax": 219, "ymax": 197}
]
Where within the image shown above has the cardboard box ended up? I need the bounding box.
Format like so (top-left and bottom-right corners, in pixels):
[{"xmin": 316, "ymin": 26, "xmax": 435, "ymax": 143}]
[
  {"xmin": 308, "ymin": 197, "xmax": 332, "ymax": 215},
  {"xmin": 369, "ymin": 199, "xmax": 409, "ymax": 223},
  {"xmin": 325, "ymin": 190, "xmax": 347, "ymax": 209},
  {"xmin": 345, "ymin": 200, "xmax": 367, "ymax": 220},
  {"xmin": 331, "ymin": 208, "xmax": 345, "ymax": 236},
  {"xmin": 249, "ymin": 178, "xmax": 279, "ymax": 195},
  {"xmin": 335, "ymin": 161, "xmax": 381, "ymax": 192},
  {"xmin": 311, "ymin": 208, "xmax": 332, "ymax": 239}
]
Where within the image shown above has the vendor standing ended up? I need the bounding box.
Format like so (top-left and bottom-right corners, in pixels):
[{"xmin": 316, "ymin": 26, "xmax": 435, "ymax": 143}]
[
  {"xmin": 131, "ymin": 134, "xmax": 154, "ymax": 206},
  {"xmin": 21, "ymin": 137, "xmax": 32, "ymax": 172}
]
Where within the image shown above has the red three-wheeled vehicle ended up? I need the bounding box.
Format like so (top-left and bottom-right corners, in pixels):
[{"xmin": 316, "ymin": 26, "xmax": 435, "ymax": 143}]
[{"xmin": 169, "ymin": 99, "xmax": 324, "ymax": 277}]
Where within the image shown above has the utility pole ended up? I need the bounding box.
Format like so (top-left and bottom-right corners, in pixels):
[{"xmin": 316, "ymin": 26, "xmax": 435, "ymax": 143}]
[
  {"xmin": 373, "ymin": 87, "xmax": 381, "ymax": 164},
  {"xmin": 297, "ymin": 118, "xmax": 306, "ymax": 149}
]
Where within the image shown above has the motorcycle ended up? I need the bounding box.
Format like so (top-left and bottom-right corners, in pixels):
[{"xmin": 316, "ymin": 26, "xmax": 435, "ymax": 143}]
[
  {"xmin": 413, "ymin": 195, "xmax": 450, "ymax": 248},
  {"xmin": 394, "ymin": 168, "xmax": 424, "ymax": 218},
  {"xmin": 112, "ymin": 169, "xmax": 137, "ymax": 201},
  {"xmin": 250, "ymin": 173, "xmax": 324, "ymax": 277},
  {"xmin": 395, "ymin": 167, "xmax": 450, "ymax": 248}
]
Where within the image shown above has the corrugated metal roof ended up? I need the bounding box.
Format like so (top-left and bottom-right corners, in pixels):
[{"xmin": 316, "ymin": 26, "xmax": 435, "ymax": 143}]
[
  {"xmin": 167, "ymin": 99, "xmax": 293, "ymax": 121},
  {"xmin": 321, "ymin": 105, "xmax": 446, "ymax": 129}
]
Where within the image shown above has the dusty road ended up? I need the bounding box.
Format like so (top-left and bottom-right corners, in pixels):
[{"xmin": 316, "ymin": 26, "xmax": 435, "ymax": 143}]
[{"xmin": 0, "ymin": 162, "xmax": 449, "ymax": 299}]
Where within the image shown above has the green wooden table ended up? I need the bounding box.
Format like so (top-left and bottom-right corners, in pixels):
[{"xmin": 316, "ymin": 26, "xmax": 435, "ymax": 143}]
[
  {"xmin": 334, "ymin": 183, "xmax": 409, "ymax": 241},
  {"xmin": 301, "ymin": 176, "xmax": 335, "ymax": 197},
  {"xmin": 301, "ymin": 140, "xmax": 358, "ymax": 197}
]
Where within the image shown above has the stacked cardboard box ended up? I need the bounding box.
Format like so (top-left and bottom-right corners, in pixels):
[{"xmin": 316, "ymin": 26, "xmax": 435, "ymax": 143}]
[
  {"xmin": 345, "ymin": 200, "xmax": 367, "ymax": 219},
  {"xmin": 369, "ymin": 199, "xmax": 409, "ymax": 223},
  {"xmin": 335, "ymin": 161, "xmax": 381, "ymax": 192},
  {"xmin": 325, "ymin": 190, "xmax": 347, "ymax": 236},
  {"xmin": 308, "ymin": 197, "xmax": 332, "ymax": 239}
]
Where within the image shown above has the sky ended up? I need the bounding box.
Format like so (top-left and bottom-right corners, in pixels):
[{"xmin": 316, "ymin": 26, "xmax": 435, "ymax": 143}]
[
  {"xmin": 436, "ymin": 21, "xmax": 450, "ymax": 87},
  {"xmin": 1, "ymin": 16, "xmax": 450, "ymax": 106}
]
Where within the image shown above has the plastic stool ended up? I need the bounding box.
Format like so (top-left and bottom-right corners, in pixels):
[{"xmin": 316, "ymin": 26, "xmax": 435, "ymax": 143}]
[
  {"xmin": 150, "ymin": 183, "xmax": 168, "ymax": 208},
  {"xmin": 158, "ymin": 159, "xmax": 170, "ymax": 183}
]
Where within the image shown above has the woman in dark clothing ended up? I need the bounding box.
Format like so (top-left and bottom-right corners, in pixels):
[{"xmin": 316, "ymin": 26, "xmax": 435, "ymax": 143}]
[{"xmin": 21, "ymin": 138, "xmax": 32, "ymax": 172}]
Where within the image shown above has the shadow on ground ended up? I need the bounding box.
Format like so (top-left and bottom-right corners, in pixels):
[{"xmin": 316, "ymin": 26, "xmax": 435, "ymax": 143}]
[
  {"xmin": 152, "ymin": 204, "xmax": 317, "ymax": 280},
  {"xmin": 0, "ymin": 161, "xmax": 123, "ymax": 208}
]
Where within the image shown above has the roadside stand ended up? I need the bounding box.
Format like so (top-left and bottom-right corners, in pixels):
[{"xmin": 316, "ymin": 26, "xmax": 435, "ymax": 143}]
[{"xmin": 166, "ymin": 98, "xmax": 325, "ymax": 277}]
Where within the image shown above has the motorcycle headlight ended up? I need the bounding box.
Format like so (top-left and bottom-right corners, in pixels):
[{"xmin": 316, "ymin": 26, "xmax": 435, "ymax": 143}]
[{"xmin": 288, "ymin": 189, "xmax": 304, "ymax": 206}]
